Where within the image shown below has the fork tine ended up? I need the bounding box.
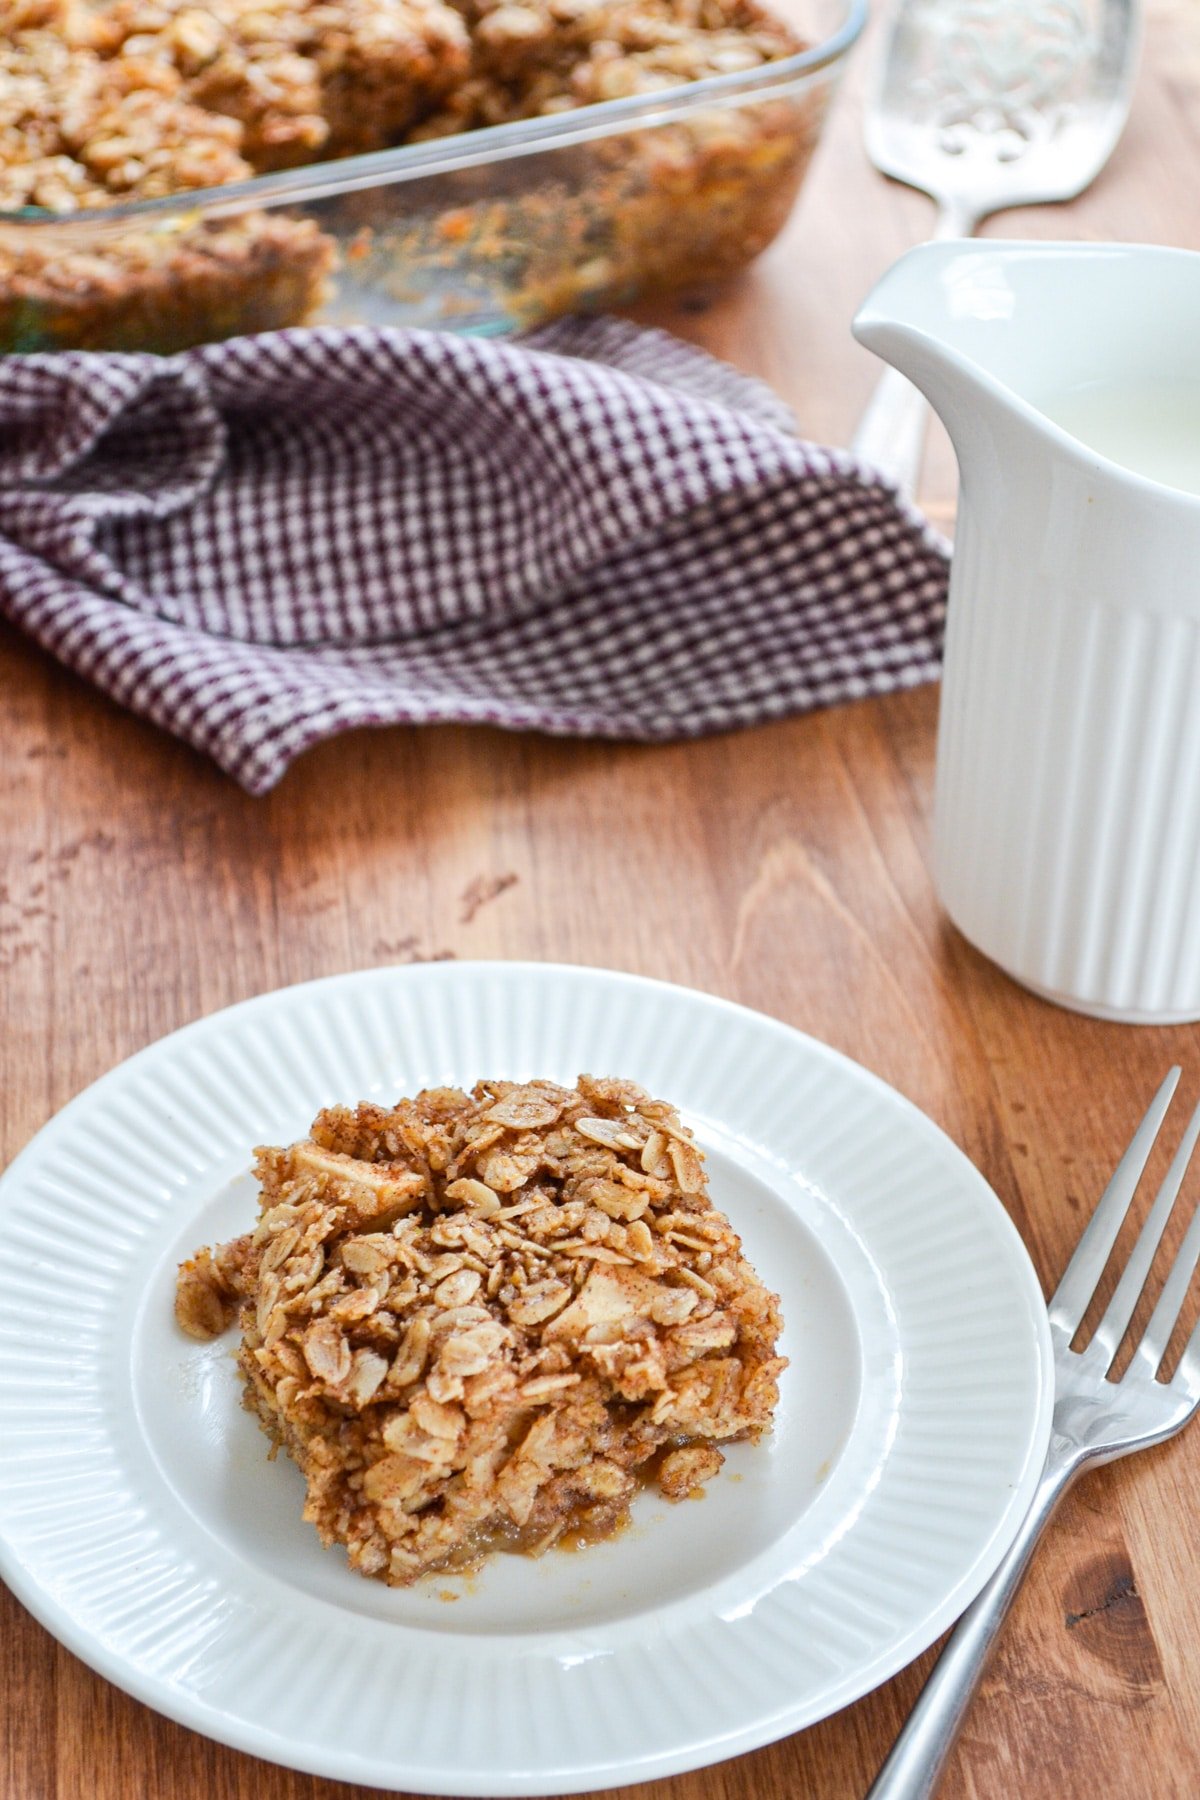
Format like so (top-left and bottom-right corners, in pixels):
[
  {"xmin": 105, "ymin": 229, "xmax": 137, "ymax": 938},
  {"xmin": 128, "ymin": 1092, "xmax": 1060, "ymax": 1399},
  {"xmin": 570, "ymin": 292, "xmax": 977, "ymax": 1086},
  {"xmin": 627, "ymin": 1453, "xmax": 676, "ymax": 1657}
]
[
  {"xmin": 1092, "ymin": 1099, "xmax": 1200, "ymax": 1369},
  {"xmin": 1134, "ymin": 1180, "xmax": 1200, "ymax": 1379},
  {"xmin": 1173, "ymin": 1312, "xmax": 1200, "ymax": 1396},
  {"xmin": 1048, "ymin": 1067, "xmax": 1181, "ymax": 1340}
]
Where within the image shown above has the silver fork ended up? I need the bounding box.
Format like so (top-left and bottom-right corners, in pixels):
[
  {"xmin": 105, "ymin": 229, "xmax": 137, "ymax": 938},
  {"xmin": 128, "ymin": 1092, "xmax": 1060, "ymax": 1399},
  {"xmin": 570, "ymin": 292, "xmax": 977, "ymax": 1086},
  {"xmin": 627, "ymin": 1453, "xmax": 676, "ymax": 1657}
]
[
  {"xmin": 867, "ymin": 1067, "xmax": 1200, "ymax": 1800},
  {"xmin": 852, "ymin": 0, "xmax": 1142, "ymax": 495}
]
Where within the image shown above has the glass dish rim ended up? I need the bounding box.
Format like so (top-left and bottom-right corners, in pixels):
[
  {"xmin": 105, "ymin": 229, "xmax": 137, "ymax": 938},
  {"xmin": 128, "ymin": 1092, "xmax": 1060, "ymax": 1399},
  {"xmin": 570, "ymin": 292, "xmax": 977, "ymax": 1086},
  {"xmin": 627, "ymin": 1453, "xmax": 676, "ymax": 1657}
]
[{"xmin": 0, "ymin": 0, "xmax": 867, "ymax": 230}]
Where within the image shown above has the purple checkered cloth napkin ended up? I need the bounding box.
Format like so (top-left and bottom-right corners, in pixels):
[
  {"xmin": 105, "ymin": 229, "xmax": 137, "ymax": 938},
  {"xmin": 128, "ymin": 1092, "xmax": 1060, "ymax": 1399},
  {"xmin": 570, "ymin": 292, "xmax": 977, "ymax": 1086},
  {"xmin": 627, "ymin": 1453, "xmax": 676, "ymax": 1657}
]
[{"xmin": 0, "ymin": 316, "xmax": 948, "ymax": 793}]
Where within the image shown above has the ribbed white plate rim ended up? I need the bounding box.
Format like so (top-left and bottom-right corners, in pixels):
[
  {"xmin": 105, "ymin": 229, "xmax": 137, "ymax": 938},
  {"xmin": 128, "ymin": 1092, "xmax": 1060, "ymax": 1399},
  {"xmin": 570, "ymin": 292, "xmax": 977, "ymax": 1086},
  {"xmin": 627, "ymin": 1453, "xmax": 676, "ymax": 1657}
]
[{"xmin": 0, "ymin": 961, "xmax": 1054, "ymax": 1794}]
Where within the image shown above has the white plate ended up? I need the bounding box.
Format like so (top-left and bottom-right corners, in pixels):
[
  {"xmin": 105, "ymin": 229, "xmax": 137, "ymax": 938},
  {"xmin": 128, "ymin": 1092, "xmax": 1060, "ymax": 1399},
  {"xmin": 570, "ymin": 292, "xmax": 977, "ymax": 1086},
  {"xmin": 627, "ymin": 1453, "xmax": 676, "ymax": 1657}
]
[{"xmin": 0, "ymin": 963, "xmax": 1052, "ymax": 1794}]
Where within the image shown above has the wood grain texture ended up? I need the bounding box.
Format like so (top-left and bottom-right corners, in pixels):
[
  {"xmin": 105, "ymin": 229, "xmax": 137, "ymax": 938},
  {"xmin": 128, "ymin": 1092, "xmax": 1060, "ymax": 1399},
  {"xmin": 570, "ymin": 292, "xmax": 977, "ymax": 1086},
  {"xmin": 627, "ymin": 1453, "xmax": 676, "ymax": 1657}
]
[{"xmin": 4, "ymin": 3, "xmax": 1200, "ymax": 1796}]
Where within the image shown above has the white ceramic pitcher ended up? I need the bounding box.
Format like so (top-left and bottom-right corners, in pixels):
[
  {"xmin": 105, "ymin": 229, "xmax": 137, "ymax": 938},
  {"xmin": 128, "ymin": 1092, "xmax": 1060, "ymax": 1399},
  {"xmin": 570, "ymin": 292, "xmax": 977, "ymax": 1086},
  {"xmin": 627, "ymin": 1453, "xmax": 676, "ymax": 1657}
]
[{"xmin": 853, "ymin": 241, "xmax": 1200, "ymax": 1024}]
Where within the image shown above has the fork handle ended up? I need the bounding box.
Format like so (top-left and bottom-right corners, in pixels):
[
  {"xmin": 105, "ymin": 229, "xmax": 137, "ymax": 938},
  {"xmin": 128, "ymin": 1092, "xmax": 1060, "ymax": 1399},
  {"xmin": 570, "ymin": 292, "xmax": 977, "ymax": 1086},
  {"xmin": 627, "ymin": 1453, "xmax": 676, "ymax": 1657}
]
[
  {"xmin": 850, "ymin": 195, "xmax": 982, "ymax": 497},
  {"xmin": 865, "ymin": 1443, "xmax": 1078, "ymax": 1800}
]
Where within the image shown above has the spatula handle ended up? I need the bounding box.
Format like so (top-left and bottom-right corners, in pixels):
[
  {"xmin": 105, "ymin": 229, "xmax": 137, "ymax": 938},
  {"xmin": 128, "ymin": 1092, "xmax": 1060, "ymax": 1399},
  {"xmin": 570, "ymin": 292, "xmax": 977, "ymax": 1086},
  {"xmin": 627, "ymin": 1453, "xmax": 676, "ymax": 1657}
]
[
  {"xmin": 850, "ymin": 196, "xmax": 981, "ymax": 497},
  {"xmin": 849, "ymin": 363, "xmax": 930, "ymax": 497}
]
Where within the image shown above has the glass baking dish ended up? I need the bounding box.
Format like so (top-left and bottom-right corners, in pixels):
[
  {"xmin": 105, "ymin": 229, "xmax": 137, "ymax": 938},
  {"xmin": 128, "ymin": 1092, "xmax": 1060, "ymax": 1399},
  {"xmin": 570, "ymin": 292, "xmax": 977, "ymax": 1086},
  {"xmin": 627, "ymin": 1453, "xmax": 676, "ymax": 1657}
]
[{"xmin": 0, "ymin": 0, "xmax": 865, "ymax": 353}]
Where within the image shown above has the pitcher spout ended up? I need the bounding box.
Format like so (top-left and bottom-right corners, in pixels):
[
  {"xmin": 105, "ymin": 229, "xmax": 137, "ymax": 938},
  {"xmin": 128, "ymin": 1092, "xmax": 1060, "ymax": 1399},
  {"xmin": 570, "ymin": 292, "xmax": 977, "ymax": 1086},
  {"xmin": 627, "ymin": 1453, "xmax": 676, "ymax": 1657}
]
[
  {"xmin": 852, "ymin": 242, "xmax": 1021, "ymax": 462},
  {"xmin": 854, "ymin": 240, "xmax": 1200, "ymax": 493}
]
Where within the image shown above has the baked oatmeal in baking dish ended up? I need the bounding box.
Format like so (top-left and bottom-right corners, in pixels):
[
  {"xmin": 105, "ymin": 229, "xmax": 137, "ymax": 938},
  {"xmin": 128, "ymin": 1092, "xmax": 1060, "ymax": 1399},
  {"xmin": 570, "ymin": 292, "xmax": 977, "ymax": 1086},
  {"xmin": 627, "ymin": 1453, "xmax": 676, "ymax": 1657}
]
[
  {"xmin": 0, "ymin": 0, "xmax": 844, "ymax": 349},
  {"xmin": 176, "ymin": 1075, "xmax": 786, "ymax": 1585}
]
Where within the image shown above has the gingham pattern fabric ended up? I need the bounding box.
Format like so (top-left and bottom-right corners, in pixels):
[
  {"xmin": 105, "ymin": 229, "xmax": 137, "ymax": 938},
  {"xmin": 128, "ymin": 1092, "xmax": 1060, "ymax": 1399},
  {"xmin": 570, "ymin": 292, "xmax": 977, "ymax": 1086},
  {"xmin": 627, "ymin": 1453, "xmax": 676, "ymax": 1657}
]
[{"xmin": 0, "ymin": 317, "xmax": 949, "ymax": 793}]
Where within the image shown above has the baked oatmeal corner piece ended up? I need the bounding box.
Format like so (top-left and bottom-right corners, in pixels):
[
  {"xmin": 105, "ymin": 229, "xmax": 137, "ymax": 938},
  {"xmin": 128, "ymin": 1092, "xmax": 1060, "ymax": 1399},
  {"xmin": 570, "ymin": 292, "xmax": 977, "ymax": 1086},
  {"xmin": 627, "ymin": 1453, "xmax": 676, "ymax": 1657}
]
[{"xmin": 309, "ymin": 0, "xmax": 472, "ymax": 155}]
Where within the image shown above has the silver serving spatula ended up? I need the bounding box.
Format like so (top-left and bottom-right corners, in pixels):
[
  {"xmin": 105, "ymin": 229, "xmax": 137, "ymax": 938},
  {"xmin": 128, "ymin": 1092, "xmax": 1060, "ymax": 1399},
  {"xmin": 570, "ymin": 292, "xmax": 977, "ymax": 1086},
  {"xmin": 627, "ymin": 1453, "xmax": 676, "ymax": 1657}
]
[{"xmin": 852, "ymin": 0, "xmax": 1142, "ymax": 497}]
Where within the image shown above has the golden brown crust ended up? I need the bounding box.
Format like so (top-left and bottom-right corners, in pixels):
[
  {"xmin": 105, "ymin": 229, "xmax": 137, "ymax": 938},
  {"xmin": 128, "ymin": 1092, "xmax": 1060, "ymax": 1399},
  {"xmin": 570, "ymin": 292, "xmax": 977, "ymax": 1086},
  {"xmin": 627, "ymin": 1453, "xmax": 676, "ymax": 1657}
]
[
  {"xmin": 0, "ymin": 212, "xmax": 334, "ymax": 353},
  {"xmin": 178, "ymin": 1075, "xmax": 786, "ymax": 1586},
  {"xmin": 417, "ymin": 0, "xmax": 799, "ymax": 134},
  {"xmin": 92, "ymin": 0, "xmax": 471, "ymax": 170}
]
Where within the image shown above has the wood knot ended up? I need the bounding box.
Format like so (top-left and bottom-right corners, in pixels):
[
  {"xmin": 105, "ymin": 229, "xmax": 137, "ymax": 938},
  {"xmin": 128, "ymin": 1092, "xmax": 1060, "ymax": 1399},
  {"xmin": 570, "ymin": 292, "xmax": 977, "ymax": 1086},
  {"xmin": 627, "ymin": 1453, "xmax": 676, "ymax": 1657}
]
[{"xmin": 1062, "ymin": 1551, "xmax": 1164, "ymax": 1696}]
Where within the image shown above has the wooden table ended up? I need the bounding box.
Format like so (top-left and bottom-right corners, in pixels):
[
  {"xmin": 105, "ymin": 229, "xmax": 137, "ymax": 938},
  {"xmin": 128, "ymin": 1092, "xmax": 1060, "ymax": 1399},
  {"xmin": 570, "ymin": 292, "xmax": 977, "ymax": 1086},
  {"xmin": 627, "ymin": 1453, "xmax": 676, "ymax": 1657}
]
[{"xmin": 4, "ymin": 3, "xmax": 1200, "ymax": 1796}]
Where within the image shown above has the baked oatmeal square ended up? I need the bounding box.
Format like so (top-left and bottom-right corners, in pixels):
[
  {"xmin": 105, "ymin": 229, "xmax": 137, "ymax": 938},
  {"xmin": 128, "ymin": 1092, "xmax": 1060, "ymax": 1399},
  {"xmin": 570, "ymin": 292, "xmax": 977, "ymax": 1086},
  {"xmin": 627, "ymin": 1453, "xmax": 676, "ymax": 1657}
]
[{"xmin": 177, "ymin": 1075, "xmax": 786, "ymax": 1585}]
